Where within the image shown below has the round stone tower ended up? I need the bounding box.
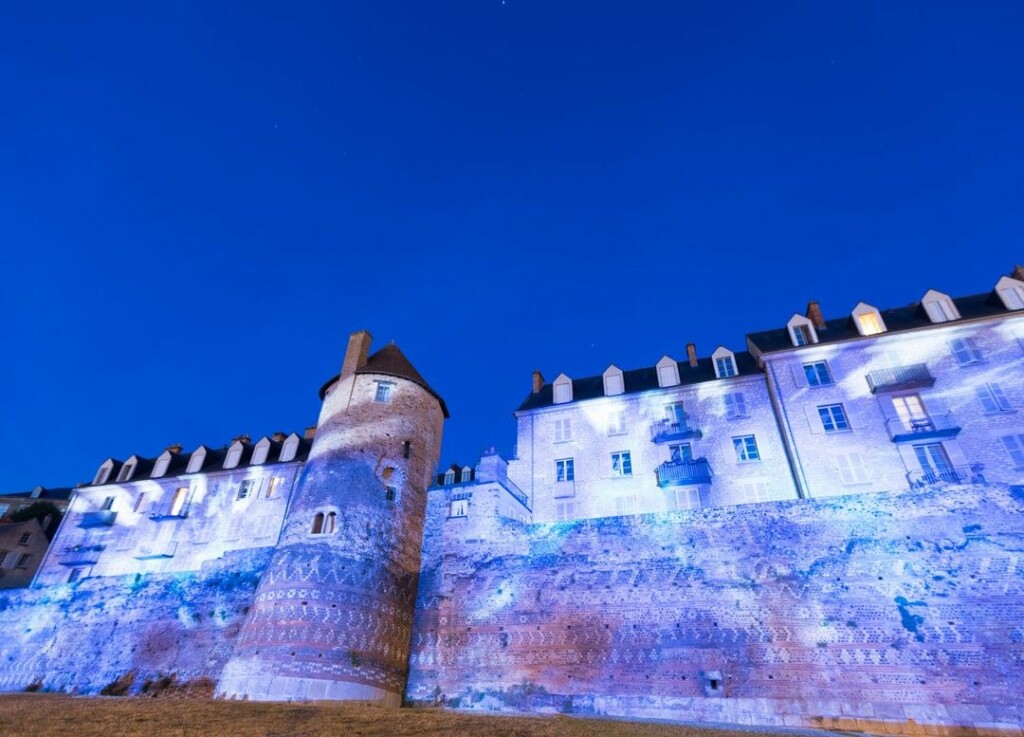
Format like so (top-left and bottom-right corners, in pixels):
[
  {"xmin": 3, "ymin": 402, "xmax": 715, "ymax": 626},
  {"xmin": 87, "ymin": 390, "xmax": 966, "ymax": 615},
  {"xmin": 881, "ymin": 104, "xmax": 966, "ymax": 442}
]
[{"xmin": 218, "ymin": 330, "xmax": 447, "ymax": 704}]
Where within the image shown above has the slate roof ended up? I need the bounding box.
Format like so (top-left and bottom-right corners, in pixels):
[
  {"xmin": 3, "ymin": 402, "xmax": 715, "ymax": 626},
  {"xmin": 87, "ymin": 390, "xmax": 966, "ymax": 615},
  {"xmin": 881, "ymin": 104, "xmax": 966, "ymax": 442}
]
[
  {"xmin": 319, "ymin": 343, "xmax": 450, "ymax": 417},
  {"xmin": 84, "ymin": 435, "xmax": 312, "ymax": 487},
  {"xmin": 516, "ymin": 352, "xmax": 761, "ymax": 412},
  {"xmin": 746, "ymin": 292, "xmax": 1014, "ymax": 354},
  {"xmin": 0, "ymin": 487, "xmax": 73, "ymax": 501}
]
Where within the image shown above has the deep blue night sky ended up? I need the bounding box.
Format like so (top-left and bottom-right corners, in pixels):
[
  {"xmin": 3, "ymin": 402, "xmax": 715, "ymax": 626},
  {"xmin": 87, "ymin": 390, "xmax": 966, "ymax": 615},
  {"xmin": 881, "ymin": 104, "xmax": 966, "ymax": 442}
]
[{"xmin": 1, "ymin": 2, "xmax": 1022, "ymax": 490}]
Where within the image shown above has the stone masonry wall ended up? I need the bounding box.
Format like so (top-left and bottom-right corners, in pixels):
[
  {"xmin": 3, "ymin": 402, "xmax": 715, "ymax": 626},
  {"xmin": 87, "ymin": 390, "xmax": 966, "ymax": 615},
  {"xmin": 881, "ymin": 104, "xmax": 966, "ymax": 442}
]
[
  {"xmin": 407, "ymin": 483, "xmax": 1024, "ymax": 732},
  {"xmin": 0, "ymin": 548, "xmax": 271, "ymax": 694}
]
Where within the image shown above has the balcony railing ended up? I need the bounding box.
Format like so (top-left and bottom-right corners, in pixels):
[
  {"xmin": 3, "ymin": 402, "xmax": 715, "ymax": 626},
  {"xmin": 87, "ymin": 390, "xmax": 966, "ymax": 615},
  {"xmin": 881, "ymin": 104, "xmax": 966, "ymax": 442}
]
[
  {"xmin": 502, "ymin": 477, "xmax": 531, "ymax": 511},
  {"xmin": 78, "ymin": 511, "xmax": 117, "ymax": 528},
  {"xmin": 907, "ymin": 464, "xmax": 985, "ymax": 490},
  {"xmin": 865, "ymin": 364, "xmax": 935, "ymax": 394},
  {"xmin": 656, "ymin": 459, "xmax": 713, "ymax": 487},
  {"xmin": 552, "ymin": 480, "xmax": 576, "ymax": 499},
  {"xmin": 59, "ymin": 544, "xmax": 104, "ymax": 566},
  {"xmin": 149, "ymin": 510, "xmax": 188, "ymax": 522},
  {"xmin": 886, "ymin": 412, "xmax": 962, "ymax": 443},
  {"xmin": 134, "ymin": 542, "xmax": 178, "ymax": 560},
  {"xmin": 651, "ymin": 418, "xmax": 703, "ymax": 443}
]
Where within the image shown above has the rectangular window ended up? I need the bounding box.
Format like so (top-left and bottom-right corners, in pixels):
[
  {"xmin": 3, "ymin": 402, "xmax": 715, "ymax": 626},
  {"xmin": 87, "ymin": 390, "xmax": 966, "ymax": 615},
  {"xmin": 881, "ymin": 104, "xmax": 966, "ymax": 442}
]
[
  {"xmin": 977, "ymin": 383, "xmax": 1012, "ymax": 413},
  {"xmin": 554, "ymin": 418, "xmax": 572, "ymax": 442},
  {"xmin": 133, "ymin": 493, "xmax": 148, "ymax": 514},
  {"xmin": 101, "ymin": 497, "xmax": 115, "ymax": 511},
  {"xmin": 555, "ymin": 458, "xmax": 575, "ymax": 482},
  {"xmin": 673, "ymin": 488, "xmax": 700, "ymax": 511},
  {"xmin": 793, "ymin": 325, "xmax": 812, "ymax": 346},
  {"xmin": 374, "ymin": 381, "xmax": 394, "ymax": 403},
  {"xmin": 1000, "ymin": 434, "xmax": 1024, "ymax": 468},
  {"xmin": 818, "ymin": 404, "xmax": 850, "ymax": 432},
  {"xmin": 68, "ymin": 568, "xmax": 83, "ymax": 584},
  {"xmin": 740, "ymin": 481, "xmax": 773, "ymax": 503},
  {"xmin": 16, "ymin": 554, "xmax": 31, "ymax": 569},
  {"xmin": 715, "ymin": 357, "xmax": 737, "ymax": 378},
  {"xmin": 836, "ymin": 453, "xmax": 870, "ymax": 485},
  {"xmin": 664, "ymin": 402, "xmax": 689, "ymax": 426},
  {"xmin": 951, "ymin": 337, "xmax": 984, "ymax": 365},
  {"xmin": 18, "ymin": 533, "xmax": 30, "ymax": 546},
  {"xmin": 385, "ymin": 486, "xmax": 398, "ymax": 502},
  {"xmin": 669, "ymin": 443, "xmax": 693, "ymax": 463},
  {"xmin": 449, "ymin": 498, "xmax": 467, "ymax": 517},
  {"xmin": 733, "ymin": 435, "xmax": 760, "ymax": 462},
  {"xmin": 266, "ymin": 477, "xmax": 283, "ymax": 499},
  {"xmin": 170, "ymin": 487, "xmax": 189, "ymax": 517},
  {"xmin": 614, "ymin": 496, "xmax": 636, "ymax": 515},
  {"xmin": 611, "ymin": 451, "xmax": 632, "ymax": 477},
  {"xmin": 803, "ymin": 361, "xmax": 833, "ymax": 386},
  {"xmin": 607, "ymin": 410, "xmax": 627, "ymax": 435},
  {"xmin": 237, "ymin": 480, "xmax": 254, "ymax": 500},
  {"xmin": 555, "ymin": 501, "xmax": 577, "ymax": 520},
  {"xmin": 724, "ymin": 392, "xmax": 747, "ymax": 419}
]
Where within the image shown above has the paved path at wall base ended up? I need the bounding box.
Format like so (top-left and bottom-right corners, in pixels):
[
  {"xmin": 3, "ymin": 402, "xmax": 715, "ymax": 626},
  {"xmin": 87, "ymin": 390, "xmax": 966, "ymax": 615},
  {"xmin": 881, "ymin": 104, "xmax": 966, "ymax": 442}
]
[{"xmin": 408, "ymin": 484, "xmax": 1024, "ymax": 734}]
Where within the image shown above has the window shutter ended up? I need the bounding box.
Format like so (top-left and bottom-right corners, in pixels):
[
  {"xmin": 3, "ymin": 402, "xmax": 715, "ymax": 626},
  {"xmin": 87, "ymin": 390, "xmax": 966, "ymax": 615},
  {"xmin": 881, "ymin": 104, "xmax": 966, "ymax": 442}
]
[
  {"xmin": 804, "ymin": 405, "xmax": 825, "ymax": 434},
  {"xmin": 791, "ymin": 363, "xmax": 809, "ymax": 388}
]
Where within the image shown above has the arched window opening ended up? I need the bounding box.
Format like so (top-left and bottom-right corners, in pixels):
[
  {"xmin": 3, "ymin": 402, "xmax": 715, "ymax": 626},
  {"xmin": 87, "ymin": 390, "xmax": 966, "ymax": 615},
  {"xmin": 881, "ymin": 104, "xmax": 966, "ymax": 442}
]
[
  {"xmin": 325, "ymin": 512, "xmax": 336, "ymax": 533},
  {"xmin": 311, "ymin": 512, "xmax": 324, "ymax": 535}
]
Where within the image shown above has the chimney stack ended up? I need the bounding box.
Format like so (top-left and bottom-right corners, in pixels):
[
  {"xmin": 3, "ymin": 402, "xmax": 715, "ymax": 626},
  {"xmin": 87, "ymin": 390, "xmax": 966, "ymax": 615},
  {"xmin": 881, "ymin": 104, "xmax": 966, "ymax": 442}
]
[
  {"xmin": 165, "ymin": 443, "xmax": 183, "ymax": 454},
  {"xmin": 271, "ymin": 432, "xmax": 287, "ymax": 442},
  {"xmin": 340, "ymin": 330, "xmax": 374, "ymax": 380},
  {"xmin": 1012, "ymin": 265, "xmax": 1024, "ymax": 282},
  {"xmin": 232, "ymin": 434, "xmax": 251, "ymax": 445},
  {"xmin": 806, "ymin": 301, "xmax": 826, "ymax": 329},
  {"xmin": 304, "ymin": 425, "xmax": 317, "ymax": 441},
  {"xmin": 686, "ymin": 343, "xmax": 698, "ymax": 368},
  {"xmin": 531, "ymin": 371, "xmax": 545, "ymax": 394}
]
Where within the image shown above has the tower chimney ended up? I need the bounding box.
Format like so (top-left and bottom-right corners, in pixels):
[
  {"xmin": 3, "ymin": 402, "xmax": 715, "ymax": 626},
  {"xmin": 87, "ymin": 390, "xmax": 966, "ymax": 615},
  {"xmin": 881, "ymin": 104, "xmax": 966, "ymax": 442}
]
[
  {"xmin": 340, "ymin": 330, "xmax": 373, "ymax": 380},
  {"xmin": 806, "ymin": 301, "xmax": 826, "ymax": 329},
  {"xmin": 686, "ymin": 343, "xmax": 698, "ymax": 368},
  {"xmin": 165, "ymin": 443, "xmax": 183, "ymax": 454},
  {"xmin": 531, "ymin": 371, "xmax": 545, "ymax": 393},
  {"xmin": 304, "ymin": 425, "xmax": 317, "ymax": 440},
  {"xmin": 1012, "ymin": 265, "xmax": 1024, "ymax": 282}
]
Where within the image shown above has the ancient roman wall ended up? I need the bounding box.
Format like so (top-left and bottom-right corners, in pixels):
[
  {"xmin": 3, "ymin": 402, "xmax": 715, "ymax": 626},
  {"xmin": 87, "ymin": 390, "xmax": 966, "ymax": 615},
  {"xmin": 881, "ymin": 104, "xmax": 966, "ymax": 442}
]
[
  {"xmin": 0, "ymin": 548, "xmax": 270, "ymax": 694},
  {"xmin": 407, "ymin": 483, "xmax": 1024, "ymax": 733}
]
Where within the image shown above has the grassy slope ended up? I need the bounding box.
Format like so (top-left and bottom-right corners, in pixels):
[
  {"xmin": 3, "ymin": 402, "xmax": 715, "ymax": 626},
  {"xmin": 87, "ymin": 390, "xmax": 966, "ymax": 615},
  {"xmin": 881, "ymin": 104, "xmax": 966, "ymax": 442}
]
[{"xmin": 0, "ymin": 695, "xmax": 785, "ymax": 737}]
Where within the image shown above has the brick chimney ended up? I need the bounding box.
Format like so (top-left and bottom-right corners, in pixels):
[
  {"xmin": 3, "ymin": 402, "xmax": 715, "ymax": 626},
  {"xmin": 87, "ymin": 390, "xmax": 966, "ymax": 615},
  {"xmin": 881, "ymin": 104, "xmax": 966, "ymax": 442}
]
[
  {"xmin": 304, "ymin": 425, "xmax": 317, "ymax": 441},
  {"xmin": 232, "ymin": 434, "xmax": 252, "ymax": 445},
  {"xmin": 165, "ymin": 443, "xmax": 183, "ymax": 454},
  {"xmin": 340, "ymin": 330, "xmax": 373, "ymax": 380},
  {"xmin": 686, "ymin": 343, "xmax": 698, "ymax": 368},
  {"xmin": 271, "ymin": 431, "xmax": 287, "ymax": 442},
  {"xmin": 806, "ymin": 301, "xmax": 826, "ymax": 329},
  {"xmin": 531, "ymin": 371, "xmax": 545, "ymax": 393},
  {"xmin": 1012, "ymin": 265, "xmax": 1024, "ymax": 281}
]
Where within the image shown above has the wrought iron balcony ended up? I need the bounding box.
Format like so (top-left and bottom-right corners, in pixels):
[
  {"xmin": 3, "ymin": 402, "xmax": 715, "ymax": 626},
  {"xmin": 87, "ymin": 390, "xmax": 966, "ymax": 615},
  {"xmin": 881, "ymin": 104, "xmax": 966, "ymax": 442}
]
[
  {"xmin": 59, "ymin": 544, "xmax": 104, "ymax": 566},
  {"xmin": 149, "ymin": 511, "xmax": 188, "ymax": 522},
  {"xmin": 656, "ymin": 459, "xmax": 713, "ymax": 487},
  {"xmin": 886, "ymin": 412, "xmax": 962, "ymax": 443},
  {"xmin": 78, "ymin": 511, "xmax": 117, "ymax": 528},
  {"xmin": 650, "ymin": 418, "xmax": 703, "ymax": 443},
  {"xmin": 134, "ymin": 542, "xmax": 178, "ymax": 560},
  {"xmin": 552, "ymin": 480, "xmax": 575, "ymax": 499},
  {"xmin": 907, "ymin": 464, "xmax": 985, "ymax": 489},
  {"xmin": 865, "ymin": 364, "xmax": 935, "ymax": 394}
]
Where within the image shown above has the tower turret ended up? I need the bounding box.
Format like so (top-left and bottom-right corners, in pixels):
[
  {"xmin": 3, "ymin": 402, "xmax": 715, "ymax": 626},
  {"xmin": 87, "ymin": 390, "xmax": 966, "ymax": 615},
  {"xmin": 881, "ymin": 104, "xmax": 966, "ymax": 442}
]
[{"xmin": 218, "ymin": 331, "xmax": 447, "ymax": 704}]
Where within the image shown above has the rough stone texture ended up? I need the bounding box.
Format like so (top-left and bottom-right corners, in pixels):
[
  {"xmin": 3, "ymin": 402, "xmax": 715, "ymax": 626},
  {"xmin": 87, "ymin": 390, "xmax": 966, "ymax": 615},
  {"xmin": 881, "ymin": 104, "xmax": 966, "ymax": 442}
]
[
  {"xmin": 406, "ymin": 483, "xmax": 1024, "ymax": 731},
  {"xmin": 0, "ymin": 548, "xmax": 271, "ymax": 694}
]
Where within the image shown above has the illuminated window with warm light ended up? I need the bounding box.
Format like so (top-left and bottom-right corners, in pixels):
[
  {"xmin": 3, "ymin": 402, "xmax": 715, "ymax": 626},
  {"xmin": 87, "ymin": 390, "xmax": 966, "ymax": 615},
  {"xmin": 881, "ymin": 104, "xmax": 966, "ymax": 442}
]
[
  {"xmin": 852, "ymin": 303, "xmax": 886, "ymax": 336},
  {"xmin": 170, "ymin": 487, "xmax": 189, "ymax": 517}
]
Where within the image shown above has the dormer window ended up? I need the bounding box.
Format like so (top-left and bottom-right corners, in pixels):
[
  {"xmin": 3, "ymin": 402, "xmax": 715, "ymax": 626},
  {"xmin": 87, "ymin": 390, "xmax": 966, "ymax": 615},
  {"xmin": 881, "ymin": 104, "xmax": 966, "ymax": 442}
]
[
  {"xmin": 224, "ymin": 442, "xmax": 244, "ymax": 469},
  {"xmin": 460, "ymin": 466, "xmax": 473, "ymax": 483},
  {"xmin": 656, "ymin": 356, "xmax": 679, "ymax": 388},
  {"xmin": 921, "ymin": 289, "xmax": 960, "ymax": 323},
  {"xmin": 552, "ymin": 374, "xmax": 573, "ymax": 404},
  {"xmin": 443, "ymin": 468, "xmax": 456, "ymax": 485},
  {"xmin": 787, "ymin": 315, "xmax": 818, "ymax": 347},
  {"xmin": 152, "ymin": 451, "xmax": 172, "ymax": 478},
  {"xmin": 995, "ymin": 276, "xmax": 1024, "ymax": 311},
  {"xmin": 94, "ymin": 460, "xmax": 115, "ymax": 486},
  {"xmin": 251, "ymin": 438, "xmax": 271, "ymax": 466},
  {"xmin": 117, "ymin": 459, "xmax": 137, "ymax": 483},
  {"xmin": 852, "ymin": 302, "xmax": 886, "ymax": 336},
  {"xmin": 186, "ymin": 447, "xmax": 206, "ymax": 474},
  {"xmin": 603, "ymin": 365, "xmax": 624, "ymax": 396},
  {"xmin": 711, "ymin": 347, "xmax": 738, "ymax": 379},
  {"xmin": 280, "ymin": 434, "xmax": 300, "ymax": 463}
]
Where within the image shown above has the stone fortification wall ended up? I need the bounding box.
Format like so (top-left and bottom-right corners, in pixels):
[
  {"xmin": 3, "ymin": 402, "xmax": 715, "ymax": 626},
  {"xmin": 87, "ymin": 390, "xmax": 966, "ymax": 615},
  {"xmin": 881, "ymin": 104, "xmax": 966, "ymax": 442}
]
[
  {"xmin": 0, "ymin": 548, "xmax": 271, "ymax": 694},
  {"xmin": 407, "ymin": 484, "xmax": 1024, "ymax": 733}
]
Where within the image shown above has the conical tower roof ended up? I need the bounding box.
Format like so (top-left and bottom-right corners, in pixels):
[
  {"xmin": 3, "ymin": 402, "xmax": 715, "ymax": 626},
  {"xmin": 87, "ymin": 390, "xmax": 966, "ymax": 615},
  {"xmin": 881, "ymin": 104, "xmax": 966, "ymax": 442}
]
[{"xmin": 319, "ymin": 343, "xmax": 448, "ymax": 417}]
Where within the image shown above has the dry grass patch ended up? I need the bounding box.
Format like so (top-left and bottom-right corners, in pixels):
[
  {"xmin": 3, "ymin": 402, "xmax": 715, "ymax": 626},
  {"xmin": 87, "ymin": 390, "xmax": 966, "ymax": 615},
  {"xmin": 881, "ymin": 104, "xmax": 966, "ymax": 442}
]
[{"xmin": 0, "ymin": 694, "xmax": 788, "ymax": 737}]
